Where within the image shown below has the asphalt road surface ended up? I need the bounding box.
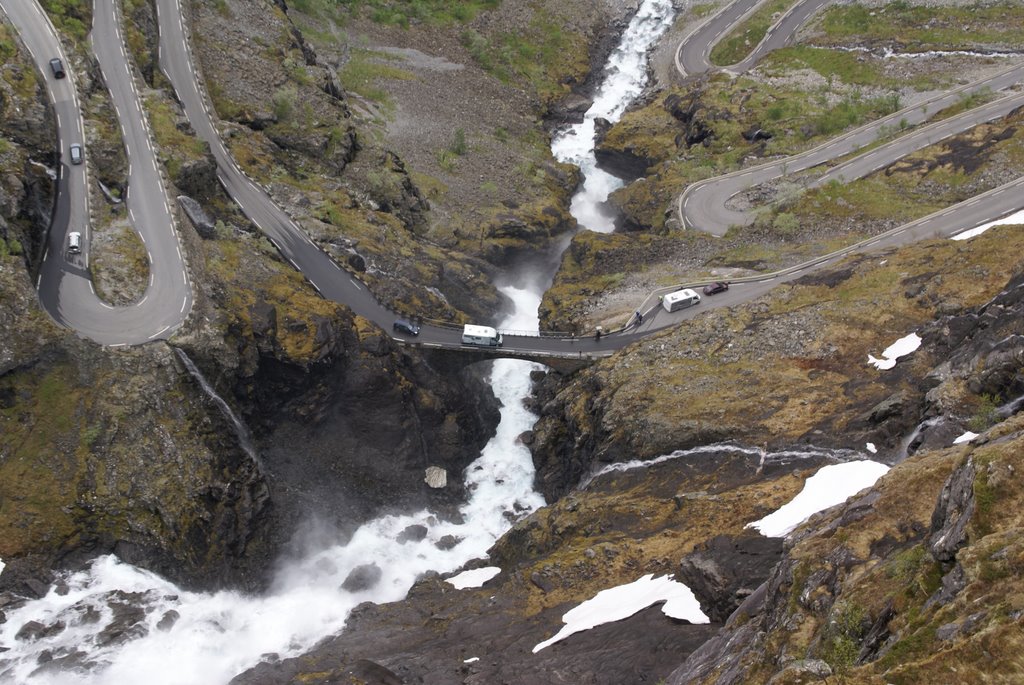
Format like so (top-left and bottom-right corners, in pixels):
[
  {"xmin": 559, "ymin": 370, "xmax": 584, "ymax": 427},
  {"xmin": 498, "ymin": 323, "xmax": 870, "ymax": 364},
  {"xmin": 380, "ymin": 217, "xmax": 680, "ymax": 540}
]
[
  {"xmin": 7, "ymin": 0, "xmax": 1024, "ymax": 359},
  {"xmin": 1, "ymin": 0, "xmax": 192, "ymax": 345}
]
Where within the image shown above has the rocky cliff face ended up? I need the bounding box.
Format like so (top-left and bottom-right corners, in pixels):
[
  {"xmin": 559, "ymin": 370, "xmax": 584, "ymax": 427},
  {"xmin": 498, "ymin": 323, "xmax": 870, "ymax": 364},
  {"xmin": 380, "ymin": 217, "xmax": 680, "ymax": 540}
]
[
  {"xmin": 530, "ymin": 227, "xmax": 1024, "ymax": 501},
  {"xmin": 229, "ymin": 229, "xmax": 1024, "ymax": 683},
  {"xmin": 174, "ymin": 283, "xmax": 501, "ymax": 541},
  {"xmin": 0, "ymin": 262, "xmax": 274, "ymax": 593},
  {"xmin": 0, "ymin": 15, "xmax": 501, "ymax": 596}
]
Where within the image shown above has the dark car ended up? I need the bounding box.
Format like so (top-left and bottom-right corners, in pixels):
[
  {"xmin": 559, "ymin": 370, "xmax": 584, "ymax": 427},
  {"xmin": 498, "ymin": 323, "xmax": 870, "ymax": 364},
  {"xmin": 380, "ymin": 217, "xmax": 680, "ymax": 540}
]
[
  {"xmin": 69, "ymin": 144, "xmax": 84, "ymax": 165},
  {"xmin": 393, "ymin": 318, "xmax": 420, "ymax": 336},
  {"xmin": 703, "ymin": 281, "xmax": 729, "ymax": 295},
  {"xmin": 49, "ymin": 58, "xmax": 66, "ymax": 79}
]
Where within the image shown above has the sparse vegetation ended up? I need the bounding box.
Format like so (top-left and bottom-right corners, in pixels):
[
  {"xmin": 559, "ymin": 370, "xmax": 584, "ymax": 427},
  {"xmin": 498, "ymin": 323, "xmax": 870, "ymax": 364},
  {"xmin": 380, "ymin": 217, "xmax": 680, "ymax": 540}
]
[
  {"xmin": 969, "ymin": 393, "xmax": 1001, "ymax": 432},
  {"xmin": 819, "ymin": 601, "xmax": 868, "ymax": 674},
  {"xmin": 460, "ymin": 13, "xmax": 585, "ymax": 102},
  {"xmin": 340, "ymin": 0, "xmax": 500, "ymax": 27},
  {"xmin": 338, "ymin": 49, "xmax": 415, "ymax": 104},
  {"xmin": 272, "ymin": 86, "xmax": 297, "ymax": 122},
  {"xmin": 709, "ymin": 0, "xmax": 791, "ymax": 66},
  {"xmin": 817, "ymin": 1, "xmax": 1024, "ymax": 49},
  {"xmin": 39, "ymin": 0, "xmax": 91, "ymax": 42}
]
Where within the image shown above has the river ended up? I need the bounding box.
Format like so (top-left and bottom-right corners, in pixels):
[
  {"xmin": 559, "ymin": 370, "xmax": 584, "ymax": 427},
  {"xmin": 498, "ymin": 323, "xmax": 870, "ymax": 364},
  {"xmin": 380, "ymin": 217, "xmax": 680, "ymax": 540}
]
[{"xmin": 0, "ymin": 0, "xmax": 675, "ymax": 682}]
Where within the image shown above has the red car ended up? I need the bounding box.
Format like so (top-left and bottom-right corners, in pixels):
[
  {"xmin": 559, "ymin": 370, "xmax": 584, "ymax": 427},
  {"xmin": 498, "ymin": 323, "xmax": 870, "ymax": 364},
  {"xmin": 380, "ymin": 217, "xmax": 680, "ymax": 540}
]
[{"xmin": 703, "ymin": 281, "xmax": 729, "ymax": 295}]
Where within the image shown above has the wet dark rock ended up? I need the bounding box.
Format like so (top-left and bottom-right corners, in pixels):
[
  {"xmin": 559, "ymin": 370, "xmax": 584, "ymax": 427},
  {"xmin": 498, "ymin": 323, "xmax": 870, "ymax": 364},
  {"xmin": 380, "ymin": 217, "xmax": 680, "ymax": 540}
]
[
  {"xmin": 0, "ymin": 561, "xmax": 55, "ymax": 602},
  {"xmin": 396, "ymin": 525, "xmax": 428, "ymax": 544},
  {"xmin": 16, "ymin": 619, "xmax": 65, "ymax": 641},
  {"xmin": 322, "ymin": 69, "xmax": 345, "ymax": 101},
  {"xmin": 97, "ymin": 599, "xmax": 148, "ymax": 647},
  {"xmin": 29, "ymin": 649, "xmax": 94, "ymax": 678},
  {"xmin": 174, "ymin": 156, "xmax": 220, "ymax": 202},
  {"xmin": 594, "ymin": 144, "xmax": 651, "ymax": 181},
  {"xmin": 518, "ymin": 430, "xmax": 535, "ymax": 445},
  {"xmin": 157, "ymin": 610, "xmax": 180, "ymax": 632},
  {"xmin": 435, "ymin": 535, "xmax": 461, "ymax": 551},
  {"xmin": 238, "ymin": 111, "xmax": 278, "ymax": 131},
  {"xmin": 53, "ymin": 580, "xmax": 69, "ymax": 596},
  {"xmin": 927, "ymin": 562, "xmax": 967, "ymax": 608},
  {"xmin": 530, "ymin": 571, "xmax": 557, "ymax": 593},
  {"xmin": 866, "ymin": 392, "xmax": 907, "ymax": 424},
  {"xmin": 345, "ymin": 659, "xmax": 404, "ymax": 685},
  {"xmin": 676, "ymin": 533, "xmax": 784, "ymax": 623},
  {"xmin": 342, "ymin": 563, "xmax": 383, "ymax": 593},
  {"xmin": 178, "ymin": 195, "xmax": 217, "ymax": 239},
  {"xmin": 593, "ymin": 116, "xmax": 613, "ymax": 146},
  {"xmin": 742, "ymin": 125, "xmax": 772, "ymax": 142},
  {"xmin": 347, "ymin": 253, "xmax": 366, "ymax": 272},
  {"xmin": 0, "ymin": 592, "xmax": 28, "ymax": 612},
  {"xmin": 929, "ymin": 457, "xmax": 976, "ymax": 563},
  {"xmin": 857, "ymin": 599, "xmax": 896, "ymax": 663},
  {"xmin": 548, "ymin": 93, "xmax": 593, "ymax": 125}
]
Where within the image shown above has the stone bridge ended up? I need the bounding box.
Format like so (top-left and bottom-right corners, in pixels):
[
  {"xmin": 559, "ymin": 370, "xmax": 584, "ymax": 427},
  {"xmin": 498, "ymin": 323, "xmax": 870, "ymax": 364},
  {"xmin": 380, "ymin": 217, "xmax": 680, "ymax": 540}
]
[{"xmin": 397, "ymin": 342, "xmax": 609, "ymax": 375}]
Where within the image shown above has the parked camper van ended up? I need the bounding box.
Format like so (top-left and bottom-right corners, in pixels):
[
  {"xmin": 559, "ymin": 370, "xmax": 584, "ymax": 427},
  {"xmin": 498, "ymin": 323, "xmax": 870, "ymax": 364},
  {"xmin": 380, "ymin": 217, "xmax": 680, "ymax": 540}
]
[
  {"xmin": 462, "ymin": 324, "xmax": 503, "ymax": 347},
  {"xmin": 662, "ymin": 288, "xmax": 701, "ymax": 313}
]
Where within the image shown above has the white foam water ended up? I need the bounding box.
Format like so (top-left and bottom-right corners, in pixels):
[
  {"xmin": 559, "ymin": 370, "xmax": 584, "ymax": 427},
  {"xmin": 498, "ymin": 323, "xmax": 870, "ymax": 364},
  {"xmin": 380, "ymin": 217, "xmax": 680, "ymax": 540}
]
[
  {"xmin": 551, "ymin": 0, "xmax": 676, "ymax": 233},
  {"xmin": 0, "ymin": 287, "xmax": 545, "ymax": 685},
  {"xmin": 0, "ymin": 1, "xmax": 682, "ymax": 679}
]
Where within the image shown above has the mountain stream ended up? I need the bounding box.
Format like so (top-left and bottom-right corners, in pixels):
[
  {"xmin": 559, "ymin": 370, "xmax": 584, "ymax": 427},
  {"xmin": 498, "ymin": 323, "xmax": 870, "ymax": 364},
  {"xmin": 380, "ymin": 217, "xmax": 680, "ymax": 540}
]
[{"xmin": 0, "ymin": 1, "xmax": 675, "ymax": 682}]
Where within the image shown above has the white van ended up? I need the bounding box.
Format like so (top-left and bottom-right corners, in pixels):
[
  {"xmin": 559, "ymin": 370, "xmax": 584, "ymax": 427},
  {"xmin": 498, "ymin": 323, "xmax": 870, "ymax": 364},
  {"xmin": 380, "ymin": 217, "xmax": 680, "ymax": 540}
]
[
  {"xmin": 67, "ymin": 231, "xmax": 82, "ymax": 254},
  {"xmin": 662, "ymin": 288, "xmax": 701, "ymax": 313},
  {"xmin": 462, "ymin": 324, "xmax": 503, "ymax": 347}
]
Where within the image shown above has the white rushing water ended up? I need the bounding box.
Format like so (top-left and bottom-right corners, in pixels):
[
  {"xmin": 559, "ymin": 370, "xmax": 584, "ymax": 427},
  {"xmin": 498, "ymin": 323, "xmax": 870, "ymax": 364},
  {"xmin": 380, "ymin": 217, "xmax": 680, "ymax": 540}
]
[
  {"xmin": 0, "ymin": 287, "xmax": 545, "ymax": 685},
  {"xmin": 551, "ymin": 0, "xmax": 676, "ymax": 232},
  {"xmin": 0, "ymin": 1, "xmax": 680, "ymax": 681}
]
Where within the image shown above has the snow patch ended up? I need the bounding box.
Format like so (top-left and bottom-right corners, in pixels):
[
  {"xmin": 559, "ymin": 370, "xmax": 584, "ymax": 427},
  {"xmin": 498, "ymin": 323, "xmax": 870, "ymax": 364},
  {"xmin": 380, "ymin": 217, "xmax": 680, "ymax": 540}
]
[
  {"xmin": 0, "ymin": 556, "xmax": 5, "ymax": 578},
  {"xmin": 866, "ymin": 442, "xmax": 877, "ymax": 454},
  {"xmin": 532, "ymin": 574, "xmax": 708, "ymax": 653},
  {"xmin": 868, "ymin": 332, "xmax": 922, "ymax": 370},
  {"xmin": 463, "ymin": 657, "xmax": 480, "ymax": 664},
  {"xmin": 953, "ymin": 431, "xmax": 979, "ymax": 445},
  {"xmin": 954, "ymin": 208, "xmax": 1024, "ymax": 241},
  {"xmin": 446, "ymin": 567, "xmax": 501, "ymax": 590},
  {"xmin": 747, "ymin": 461, "xmax": 891, "ymax": 537}
]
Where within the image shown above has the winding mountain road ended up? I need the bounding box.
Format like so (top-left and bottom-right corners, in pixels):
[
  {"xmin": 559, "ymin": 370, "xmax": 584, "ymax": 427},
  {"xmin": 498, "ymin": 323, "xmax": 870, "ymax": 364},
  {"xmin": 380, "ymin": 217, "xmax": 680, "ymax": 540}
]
[
  {"xmin": 679, "ymin": 64, "xmax": 1024, "ymax": 235},
  {"xmin": 675, "ymin": 0, "xmax": 834, "ymax": 77},
  {"xmin": 6, "ymin": 0, "xmax": 1024, "ymax": 360},
  {"xmin": 1, "ymin": 0, "xmax": 191, "ymax": 345}
]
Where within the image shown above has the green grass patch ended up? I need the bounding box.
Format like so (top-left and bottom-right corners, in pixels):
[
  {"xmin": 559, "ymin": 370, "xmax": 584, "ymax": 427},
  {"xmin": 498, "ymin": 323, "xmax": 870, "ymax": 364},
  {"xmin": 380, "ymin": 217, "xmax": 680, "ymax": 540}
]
[
  {"xmin": 340, "ymin": 0, "xmax": 500, "ymax": 27},
  {"xmin": 461, "ymin": 12, "xmax": 587, "ymax": 102},
  {"xmin": 145, "ymin": 93, "xmax": 207, "ymax": 181},
  {"xmin": 338, "ymin": 48, "xmax": 415, "ymax": 104},
  {"xmin": 931, "ymin": 87, "xmax": 995, "ymax": 123},
  {"xmin": 818, "ymin": 1, "xmax": 1024, "ymax": 50},
  {"xmin": 762, "ymin": 46, "xmax": 897, "ymax": 88},
  {"xmin": 709, "ymin": 0, "xmax": 792, "ymax": 66},
  {"xmin": 819, "ymin": 601, "xmax": 869, "ymax": 674},
  {"xmin": 688, "ymin": 3, "xmax": 719, "ymax": 18},
  {"xmin": 39, "ymin": 0, "xmax": 91, "ymax": 42}
]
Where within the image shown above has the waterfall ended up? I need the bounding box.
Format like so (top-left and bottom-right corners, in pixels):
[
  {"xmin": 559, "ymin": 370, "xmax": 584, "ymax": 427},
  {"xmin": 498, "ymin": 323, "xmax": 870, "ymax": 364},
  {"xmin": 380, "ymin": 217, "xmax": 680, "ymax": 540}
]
[
  {"xmin": 174, "ymin": 348, "xmax": 261, "ymax": 468},
  {"xmin": 0, "ymin": 2, "xmax": 679, "ymax": 682},
  {"xmin": 551, "ymin": 0, "xmax": 676, "ymax": 233}
]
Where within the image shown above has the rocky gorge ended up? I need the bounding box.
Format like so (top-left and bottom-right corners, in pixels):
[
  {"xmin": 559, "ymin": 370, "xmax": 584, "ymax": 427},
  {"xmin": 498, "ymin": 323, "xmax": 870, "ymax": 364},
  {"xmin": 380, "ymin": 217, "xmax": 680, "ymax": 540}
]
[{"xmin": 2, "ymin": 0, "xmax": 1024, "ymax": 683}]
